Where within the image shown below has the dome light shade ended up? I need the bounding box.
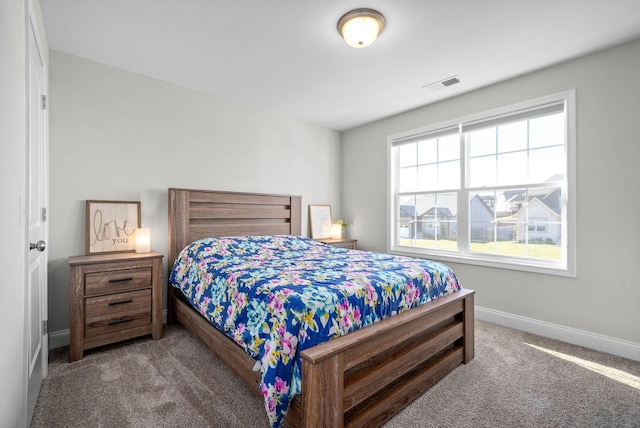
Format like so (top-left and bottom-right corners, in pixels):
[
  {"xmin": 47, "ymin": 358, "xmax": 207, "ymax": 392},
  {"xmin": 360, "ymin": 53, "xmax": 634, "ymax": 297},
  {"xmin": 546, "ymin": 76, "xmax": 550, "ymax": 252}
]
[{"xmin": 337, "ymin": 8, "xmax": 385, "ymax": 48}]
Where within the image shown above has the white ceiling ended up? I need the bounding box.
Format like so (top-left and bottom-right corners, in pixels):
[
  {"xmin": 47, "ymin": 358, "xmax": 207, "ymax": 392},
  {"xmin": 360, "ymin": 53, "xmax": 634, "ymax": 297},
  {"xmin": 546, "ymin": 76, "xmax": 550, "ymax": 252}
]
[{"xmin": 39, "ymin": 0, "xmax": 640, "ymax": 131}]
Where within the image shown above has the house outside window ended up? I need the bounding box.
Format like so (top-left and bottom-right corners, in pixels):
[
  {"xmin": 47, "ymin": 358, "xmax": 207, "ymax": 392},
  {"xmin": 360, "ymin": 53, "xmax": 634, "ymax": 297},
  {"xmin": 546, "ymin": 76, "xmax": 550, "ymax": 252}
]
[{"xmin": 388, "ymin": 91, "xmax": 576, "ymax": 276}]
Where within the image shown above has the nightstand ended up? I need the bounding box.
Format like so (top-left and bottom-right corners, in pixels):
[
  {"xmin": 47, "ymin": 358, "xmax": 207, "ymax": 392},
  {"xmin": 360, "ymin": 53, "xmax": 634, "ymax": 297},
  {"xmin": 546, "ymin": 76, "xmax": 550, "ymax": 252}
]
[
  {"xmin": 316, "ymin": 238, "xmax": 358, "ymax": 250},
  {"xmin": 69, "ymin": 251, "xmax": 163, "ymax": 362}
]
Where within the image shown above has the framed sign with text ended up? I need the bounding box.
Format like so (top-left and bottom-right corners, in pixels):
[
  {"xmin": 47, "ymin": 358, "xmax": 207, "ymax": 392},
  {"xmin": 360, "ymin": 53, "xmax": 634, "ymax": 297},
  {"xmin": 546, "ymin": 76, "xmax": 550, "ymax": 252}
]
[
  {"xmin": 309, "ymin": 204, "xmax": 333, "ymax": 239},
  {"xmin": 86, "ymin": 200, "xmax": 141, "ymax": 255}
]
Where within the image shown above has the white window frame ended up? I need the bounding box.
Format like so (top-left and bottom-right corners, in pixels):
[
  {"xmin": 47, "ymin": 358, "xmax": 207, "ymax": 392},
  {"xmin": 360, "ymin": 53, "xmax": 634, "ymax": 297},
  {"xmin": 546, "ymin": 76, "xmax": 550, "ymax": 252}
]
[{"xmin": 387, "ymin": 90, "xmax": 576, "ymax": 277}]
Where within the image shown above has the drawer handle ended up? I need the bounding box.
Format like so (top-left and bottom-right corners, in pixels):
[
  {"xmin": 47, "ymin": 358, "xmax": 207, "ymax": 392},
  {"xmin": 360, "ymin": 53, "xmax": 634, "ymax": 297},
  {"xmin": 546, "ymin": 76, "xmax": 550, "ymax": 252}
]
[
  {"xmin": 108, "ymin": 299, "xmax": 133, "ymax": 306},
  {"xmin": 108, "ymin": 277, "xmax": 133, "ymax": 284},
  {"xmin": 108, "ymin": 317, "xmax": 133, "ymax": 326}
]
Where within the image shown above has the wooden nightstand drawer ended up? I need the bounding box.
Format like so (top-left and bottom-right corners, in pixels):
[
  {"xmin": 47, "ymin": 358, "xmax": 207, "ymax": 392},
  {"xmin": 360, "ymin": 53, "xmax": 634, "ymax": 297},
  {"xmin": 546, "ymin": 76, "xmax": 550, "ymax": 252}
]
[
  {"xmin": 85, "ymin": 306, "xmax": 151, "ymax": 338},
  {"xmin": 85, "ymin": 308, "xmax": 151, "ymax": 337},
  {"xmin": 85, "ymin": 267, "xmax": 151, "ymax": 295},
  {"xmin": 85, "ymin": 289, "xmax": 151, "ymax": 319}
]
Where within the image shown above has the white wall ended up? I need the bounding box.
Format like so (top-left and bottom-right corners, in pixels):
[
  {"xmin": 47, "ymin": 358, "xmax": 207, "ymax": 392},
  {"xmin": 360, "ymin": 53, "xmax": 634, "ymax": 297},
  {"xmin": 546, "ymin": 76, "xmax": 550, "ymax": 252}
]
[
  {"xmin": 0, "ymin": 1, "xmax": 26, "ymax": 424},
  {"xmin": 47, "ymin": 51, "xmax": 342, "ymax": 337},
  {"xmin": 342, "ymin": 39, "xmax": 640, "ymax": 351}
]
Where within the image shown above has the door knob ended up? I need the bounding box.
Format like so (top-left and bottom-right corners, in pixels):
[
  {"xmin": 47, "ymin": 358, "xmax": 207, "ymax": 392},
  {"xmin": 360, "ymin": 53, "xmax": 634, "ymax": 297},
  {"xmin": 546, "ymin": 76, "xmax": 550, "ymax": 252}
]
[{"xmin": 30, "ymin": 240, "xmax": 46, "ymax": 252}]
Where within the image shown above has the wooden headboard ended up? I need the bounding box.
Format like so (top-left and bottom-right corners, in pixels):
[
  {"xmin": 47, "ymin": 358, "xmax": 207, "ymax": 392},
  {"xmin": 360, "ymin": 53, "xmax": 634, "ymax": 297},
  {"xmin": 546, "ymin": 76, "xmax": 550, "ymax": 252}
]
[{"xmin": 168, "ymin": 188, "xmax": 302, "ymax": 266}]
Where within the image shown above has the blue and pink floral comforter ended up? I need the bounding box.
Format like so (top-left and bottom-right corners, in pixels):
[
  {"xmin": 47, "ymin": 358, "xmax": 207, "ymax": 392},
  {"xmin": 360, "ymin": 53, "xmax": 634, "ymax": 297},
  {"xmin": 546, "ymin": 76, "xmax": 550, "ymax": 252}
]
[{"xmin": 169, "ymin": 235, "xmax": 462, "ymax": 427}]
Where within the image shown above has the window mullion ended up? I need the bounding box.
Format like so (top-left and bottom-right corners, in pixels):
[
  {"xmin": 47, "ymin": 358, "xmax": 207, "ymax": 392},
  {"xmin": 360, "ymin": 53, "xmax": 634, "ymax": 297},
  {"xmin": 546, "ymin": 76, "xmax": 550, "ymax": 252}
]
[{"xmin": 458, "ymin": 131, "xmax": 469, "ymax": 252}]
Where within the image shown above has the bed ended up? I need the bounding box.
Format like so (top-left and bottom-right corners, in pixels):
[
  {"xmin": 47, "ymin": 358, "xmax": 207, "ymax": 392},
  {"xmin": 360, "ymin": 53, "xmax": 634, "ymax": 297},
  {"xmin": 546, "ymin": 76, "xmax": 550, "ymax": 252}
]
[{"xmin": 167, "ymin": 188, "xmax": 475, "ymax": 428}]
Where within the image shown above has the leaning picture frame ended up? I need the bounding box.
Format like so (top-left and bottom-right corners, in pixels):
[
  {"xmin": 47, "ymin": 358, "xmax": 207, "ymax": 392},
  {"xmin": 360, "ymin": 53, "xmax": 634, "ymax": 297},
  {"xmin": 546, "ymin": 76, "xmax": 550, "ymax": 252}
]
[
  {"xmin": 86, "ymin": 200, "xmax": 141, "ymax": 255},
  {"xmin": 309, "ymin": 204, "xmax": 333, "ymax": 239}
]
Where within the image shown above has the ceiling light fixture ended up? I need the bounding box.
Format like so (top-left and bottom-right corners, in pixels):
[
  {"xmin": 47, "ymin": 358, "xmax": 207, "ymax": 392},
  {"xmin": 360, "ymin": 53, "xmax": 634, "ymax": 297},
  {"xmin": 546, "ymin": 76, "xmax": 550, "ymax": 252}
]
[{"xmin": 337, "ymin": 8, "xmax": 385, "ymax": 48}]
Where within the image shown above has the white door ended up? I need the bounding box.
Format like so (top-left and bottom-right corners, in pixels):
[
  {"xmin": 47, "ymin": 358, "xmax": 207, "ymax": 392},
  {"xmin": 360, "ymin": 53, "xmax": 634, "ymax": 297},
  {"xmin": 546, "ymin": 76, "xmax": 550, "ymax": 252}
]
[{"xmin": 26, "ymin": 14, "xmax": 48, "ymax": 424}]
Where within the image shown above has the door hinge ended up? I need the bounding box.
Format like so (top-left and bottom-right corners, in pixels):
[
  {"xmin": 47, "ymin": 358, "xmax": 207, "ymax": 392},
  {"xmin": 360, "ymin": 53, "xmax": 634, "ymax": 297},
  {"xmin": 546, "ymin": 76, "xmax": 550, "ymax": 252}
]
[
  {"xmin": 42, "ymin": 320, "xmax": 48, "ymax": 335},
  {"xmin": 41, "ymin": 207, "xmax": 47, "ymax": 222},
  {"xmin": 41, "ymin": 95, "xmax": 47, "ymax": 110}
]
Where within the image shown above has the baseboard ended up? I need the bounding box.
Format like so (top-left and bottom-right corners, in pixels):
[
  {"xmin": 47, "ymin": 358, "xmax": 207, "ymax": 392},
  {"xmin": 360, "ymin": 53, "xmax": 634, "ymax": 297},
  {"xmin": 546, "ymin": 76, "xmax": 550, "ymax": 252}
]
[
  {"xmin": 48, "ymin": 309, "xmax": 169, "ymax": 350},
  {"xmin": 476, "ymin": 305, "xmax": 640, "ymax": 362},
  {"xmin": 48, "ymin": 328, "xmax": 70, "ymax": 350}
]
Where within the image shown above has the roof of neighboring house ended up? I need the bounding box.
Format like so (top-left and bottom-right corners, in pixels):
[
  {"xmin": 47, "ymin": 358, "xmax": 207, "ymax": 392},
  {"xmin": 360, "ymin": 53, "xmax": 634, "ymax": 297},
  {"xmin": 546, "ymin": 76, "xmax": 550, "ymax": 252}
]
[
  {"xmin": 512, "ymin": 196, "xmax": 561, "ymax": 220},
  {"xmin": 506, "ymin": 187, "xmax": 561, "ymax": 215},
  {"xmin": 422, "ymin": 207, "xmax": 454, "ymax": 218},
  {"xmin": 540, "ymin": 188, "xmax": 561, "ymax": 214},
  {"xmin": 470, "ymin": 194, "xmax": 494, "ymax": 212},
  {"xmin": 399, "ymin": 205, "xmax": 417, "ymax": 218}
]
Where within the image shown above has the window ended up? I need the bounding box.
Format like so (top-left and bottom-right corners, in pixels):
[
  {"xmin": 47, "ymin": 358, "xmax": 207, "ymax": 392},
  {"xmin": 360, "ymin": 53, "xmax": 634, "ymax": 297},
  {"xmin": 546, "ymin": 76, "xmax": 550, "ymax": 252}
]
[
  {"xmin": 528, "ymin": 218, "xmax": 547, "ymax": 233},
  {"xmin": 388, "ymin": 91, "xmax": 576, "ymax": 276}
]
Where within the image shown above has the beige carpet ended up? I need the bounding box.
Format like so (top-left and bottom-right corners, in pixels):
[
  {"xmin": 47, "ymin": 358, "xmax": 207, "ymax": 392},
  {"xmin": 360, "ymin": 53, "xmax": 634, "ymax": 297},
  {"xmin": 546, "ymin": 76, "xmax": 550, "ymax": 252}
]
[{"xmin": 31, "ymin": 320, "xmax": 640, "ymax": 427}]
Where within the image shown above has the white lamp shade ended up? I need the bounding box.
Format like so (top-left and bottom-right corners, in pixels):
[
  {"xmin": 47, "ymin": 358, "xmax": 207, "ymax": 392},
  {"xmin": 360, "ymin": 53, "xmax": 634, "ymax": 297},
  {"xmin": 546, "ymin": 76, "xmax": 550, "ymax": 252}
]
[
  {"xmin": 341, "ymin": 16, "xmax": 381, "ymax": 48},
  {"xmin": 330, "ymin": 223, "xmax": 344, "ymax": 240},
  {"xmin": 338, "ymin": 9, "xmax": 385, "ymax": 48},
  {"xmin": 135, "ymin": 228, "xmax": 151, "ymax": 253}
]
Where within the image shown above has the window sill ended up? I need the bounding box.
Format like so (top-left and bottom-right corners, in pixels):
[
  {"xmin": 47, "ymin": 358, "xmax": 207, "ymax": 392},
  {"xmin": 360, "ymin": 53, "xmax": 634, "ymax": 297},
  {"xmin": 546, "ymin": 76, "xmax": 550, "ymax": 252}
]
[{"xmin": 389, "ymin": 246, "xmax": 576, "ymax": 278}]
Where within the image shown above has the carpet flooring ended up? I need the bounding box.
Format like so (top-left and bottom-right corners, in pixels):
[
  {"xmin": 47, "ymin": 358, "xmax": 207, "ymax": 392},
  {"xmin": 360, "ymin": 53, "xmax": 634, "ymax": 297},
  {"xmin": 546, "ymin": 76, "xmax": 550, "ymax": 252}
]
[{"xmin": 31, "ymin": 320, "xmax": 640, "ymax": 427}]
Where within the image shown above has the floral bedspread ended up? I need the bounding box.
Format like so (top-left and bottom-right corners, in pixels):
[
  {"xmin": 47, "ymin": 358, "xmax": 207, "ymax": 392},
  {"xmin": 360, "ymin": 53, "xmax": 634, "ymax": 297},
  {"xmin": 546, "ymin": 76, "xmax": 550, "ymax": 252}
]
[{"xmin": 169, "ymin": 235, "xmax": 462, "ymax": 427}]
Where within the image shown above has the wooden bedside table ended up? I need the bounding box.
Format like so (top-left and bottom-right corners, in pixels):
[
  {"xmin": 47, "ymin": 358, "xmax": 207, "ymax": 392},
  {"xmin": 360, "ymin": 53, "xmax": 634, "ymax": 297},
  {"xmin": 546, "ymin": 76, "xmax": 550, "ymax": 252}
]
[
  {"xmin": 69, "ymin": 251, "xmax": 163, "ymax": 362},
  {"xmin": 316, "ymin": 238, "xmax": 358, "ymax": 250}
]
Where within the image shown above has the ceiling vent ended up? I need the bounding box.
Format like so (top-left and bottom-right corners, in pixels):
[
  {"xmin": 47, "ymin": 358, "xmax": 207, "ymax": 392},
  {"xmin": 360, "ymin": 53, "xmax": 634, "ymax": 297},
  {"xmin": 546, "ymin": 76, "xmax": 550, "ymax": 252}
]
[{"xmin": 423, "ymin": 75, "xmax": 461, "ymax": 92}]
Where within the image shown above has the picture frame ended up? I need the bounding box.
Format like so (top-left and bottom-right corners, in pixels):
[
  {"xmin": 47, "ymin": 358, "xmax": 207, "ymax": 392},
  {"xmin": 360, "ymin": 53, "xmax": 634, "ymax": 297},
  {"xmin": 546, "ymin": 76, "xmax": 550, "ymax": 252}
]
[
  {"xmin": 86, "ymin": 200, "xmax": 141, "ymax": 255},
  {"xmin": 309, "ymin": 204, "xmax": 333, "ymax": 239}
]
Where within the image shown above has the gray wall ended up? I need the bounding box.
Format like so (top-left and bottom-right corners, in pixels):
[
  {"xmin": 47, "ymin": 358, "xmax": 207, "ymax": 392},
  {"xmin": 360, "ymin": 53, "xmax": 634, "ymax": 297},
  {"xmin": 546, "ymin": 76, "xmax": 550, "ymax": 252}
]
[
  {"xmin": 47, "ymin": 51, "xmax": 342, "ymax": 336},
  {"xmin": 342, "ymin": 39, "xmax": 640, "ymax": 345}
]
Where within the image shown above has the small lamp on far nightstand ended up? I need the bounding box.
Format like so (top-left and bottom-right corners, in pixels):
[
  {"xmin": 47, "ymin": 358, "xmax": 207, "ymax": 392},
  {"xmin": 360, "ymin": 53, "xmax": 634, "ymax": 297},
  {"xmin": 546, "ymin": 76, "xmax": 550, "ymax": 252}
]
[
  {"xmin": 135, "ymin": 228, "xmax": 151, "ymax": 253},
  {"xmin": 331, "ymin": 220, "xmax": 347, "ymax": 240}
]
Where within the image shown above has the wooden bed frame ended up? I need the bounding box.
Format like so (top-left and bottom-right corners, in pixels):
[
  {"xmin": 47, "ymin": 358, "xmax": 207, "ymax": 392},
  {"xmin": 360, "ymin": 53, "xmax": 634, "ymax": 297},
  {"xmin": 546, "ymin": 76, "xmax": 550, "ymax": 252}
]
[{"xmin": 167, "ymin": 188, "xmax": 475, "ymax": 427}]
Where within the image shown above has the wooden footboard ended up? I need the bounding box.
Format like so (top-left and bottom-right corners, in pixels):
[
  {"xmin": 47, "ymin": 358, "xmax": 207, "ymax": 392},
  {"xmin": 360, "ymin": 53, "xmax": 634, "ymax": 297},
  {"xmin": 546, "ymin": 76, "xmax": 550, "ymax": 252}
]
[
  {"xmin": 296, "ymin": 287, "xmax": 473, "ymax": 428},
  {"xmin": 171, "ymin": 287, "xmax": 474, "ymax": 428}
]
